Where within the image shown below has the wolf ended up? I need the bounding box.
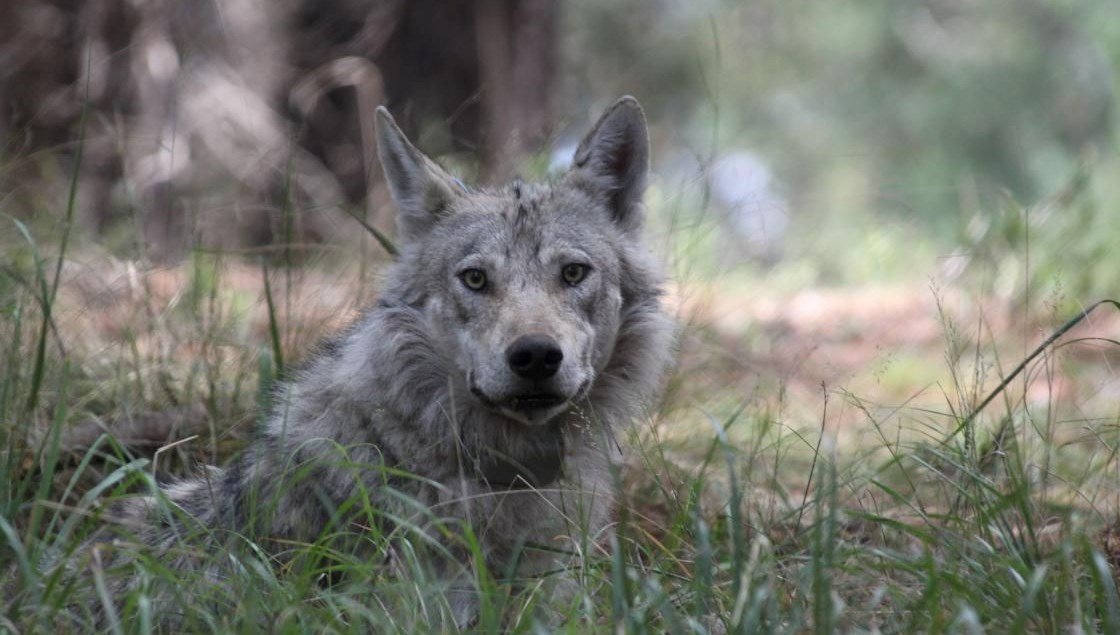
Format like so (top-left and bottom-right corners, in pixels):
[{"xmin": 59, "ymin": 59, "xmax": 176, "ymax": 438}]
[{"xmin": 79, "ymin": 96, "xmax": 673, "ymax": 627}]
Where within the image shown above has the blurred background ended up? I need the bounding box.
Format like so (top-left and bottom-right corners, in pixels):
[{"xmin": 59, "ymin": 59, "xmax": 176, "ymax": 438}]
[
  {"xmin": 2, "ymin": 0, "xmax": 1119, "ymax": 449},
  {"xmin": 3, "ymin": 0, "xmax": 1116, "ymax": 269}
]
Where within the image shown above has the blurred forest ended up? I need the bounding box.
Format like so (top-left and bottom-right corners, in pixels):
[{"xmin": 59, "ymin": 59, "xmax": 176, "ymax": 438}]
[
  {"xmin": 2, "ymin": 0, "xmax": 1116, "ymax": 285},
  {"xmin": 1, "ymin": 0, "xmax": 561, "ymax": 258}
]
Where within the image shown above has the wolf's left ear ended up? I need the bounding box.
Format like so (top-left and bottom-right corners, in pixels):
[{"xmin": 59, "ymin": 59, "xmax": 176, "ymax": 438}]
[
  {"xmin": 569, "ymin": 96, "xmax": 650, "ymax": 232},
  {"xmin": 375, "ymin": 106, "xmax": 464, "ymax": 242}
]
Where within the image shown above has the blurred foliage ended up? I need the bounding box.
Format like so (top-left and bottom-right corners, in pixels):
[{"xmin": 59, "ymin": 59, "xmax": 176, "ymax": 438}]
[
  {"xmin": 2, "ymin": 0, "xmax": 1118, "ymax": 294},
  {"xmin": 960, "ymin": 158, "xmax": 1120, "ymax": 311},
  {"xmin": 564, "ymin": 0, "xmax": 1118, "ymax": 275}
]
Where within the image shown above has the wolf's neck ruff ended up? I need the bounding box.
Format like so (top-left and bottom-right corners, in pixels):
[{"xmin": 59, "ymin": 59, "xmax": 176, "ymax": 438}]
[{"xmin": 473, "ymin": 424, "xmax": 565, "ymax": 488}]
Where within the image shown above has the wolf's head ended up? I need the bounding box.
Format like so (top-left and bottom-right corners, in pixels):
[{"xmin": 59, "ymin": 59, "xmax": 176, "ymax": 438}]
[{"xmin": 374, "ymin": 97, "xmax": 655, "ymax": 427}]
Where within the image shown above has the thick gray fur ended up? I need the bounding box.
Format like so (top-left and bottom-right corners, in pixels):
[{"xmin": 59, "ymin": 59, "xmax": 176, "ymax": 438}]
[{"xmin": 80, "ymin": 96, "xmax": 674, "ymax": 627}]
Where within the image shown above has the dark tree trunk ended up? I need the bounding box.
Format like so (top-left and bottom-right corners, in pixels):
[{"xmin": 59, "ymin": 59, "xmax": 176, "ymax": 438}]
[
  {"xmin": 0, "ymin": 0, "xmax": 561, "ymax": 253},
  {"xmin": 476, "ymin": 0, "xmax": 558, "ymax": 181}
]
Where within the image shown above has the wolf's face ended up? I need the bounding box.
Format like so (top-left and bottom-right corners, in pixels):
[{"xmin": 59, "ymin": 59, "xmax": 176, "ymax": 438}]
[
  {"xmin": 420, "ymin": 186, "xmax": 627, "ymax": 425},
  {"xmin": 376, "ymin": 98, "xmax": 650, "ymax": 426}
]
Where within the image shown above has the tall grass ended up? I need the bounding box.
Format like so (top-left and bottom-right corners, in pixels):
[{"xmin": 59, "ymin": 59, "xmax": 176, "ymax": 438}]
[
  {"xmin": 4, "ymin": 269, "xmax": 1120, "ymax": 632},
  {"xmin": 3, "ymin": 132, "xmax": 1120, "ymax": 634}
]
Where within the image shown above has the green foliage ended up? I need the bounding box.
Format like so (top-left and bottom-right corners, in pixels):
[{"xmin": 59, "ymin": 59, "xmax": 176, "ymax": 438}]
[
  {"xmin": 569, "ymin": 0, "xmax": 1117, "ymax": 251},
  {"xmin": 961, "ymin": 158, "xmax": 1120, "ymax": 311}
]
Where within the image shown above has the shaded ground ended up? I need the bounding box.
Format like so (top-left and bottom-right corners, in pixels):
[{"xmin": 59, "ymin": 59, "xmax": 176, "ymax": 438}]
[{"xmin": 674, "ymin": 280, "xmax": 1119, "ymax": 432}]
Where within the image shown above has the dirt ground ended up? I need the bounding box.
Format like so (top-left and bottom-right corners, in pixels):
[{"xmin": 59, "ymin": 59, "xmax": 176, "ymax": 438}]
[{"xmin": 39, "ymin": 253, "xmax": 1120, "ymax": 455}]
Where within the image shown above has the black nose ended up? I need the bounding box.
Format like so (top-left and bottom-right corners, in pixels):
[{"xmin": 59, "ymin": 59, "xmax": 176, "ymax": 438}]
[{"xmin": 506, "ymin": 334, "xmax": 564, "ymax": 380}]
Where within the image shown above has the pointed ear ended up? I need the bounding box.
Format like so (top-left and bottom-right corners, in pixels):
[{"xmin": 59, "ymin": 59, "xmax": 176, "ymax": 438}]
[
  {"xmin": 375, "ymin": 106, "xmax": 464, "ymax": 242},
  {"xmin": 569, "ymin": 96, "xmax": 650, "ymax": 231}
]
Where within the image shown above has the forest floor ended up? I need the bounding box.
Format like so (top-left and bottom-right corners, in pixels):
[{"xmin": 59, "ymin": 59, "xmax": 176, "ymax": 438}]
[{"xmin": 6, "ymin": 246, "xmax": 1120, "ymax": 631}]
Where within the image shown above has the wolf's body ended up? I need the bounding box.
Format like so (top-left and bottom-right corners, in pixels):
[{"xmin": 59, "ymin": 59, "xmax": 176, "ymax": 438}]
[{"xmin": 83, "ymin": 97, "xmax": 672, "ymax": 625}]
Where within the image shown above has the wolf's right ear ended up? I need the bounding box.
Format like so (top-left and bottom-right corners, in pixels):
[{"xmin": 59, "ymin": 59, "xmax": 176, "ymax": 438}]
[
  {"xmin": 375, "ymin": 107, "xmax": 464, "ymax": 242},
  {"xmin": 569, "ymin": 96, "xmax": 650, "ymax": 232}
]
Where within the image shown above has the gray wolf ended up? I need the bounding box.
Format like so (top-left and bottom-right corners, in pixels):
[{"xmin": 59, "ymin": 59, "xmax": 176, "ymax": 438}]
[{"xmin": 80, "ymin": 96, "xmax": 673, "ymax": 627}]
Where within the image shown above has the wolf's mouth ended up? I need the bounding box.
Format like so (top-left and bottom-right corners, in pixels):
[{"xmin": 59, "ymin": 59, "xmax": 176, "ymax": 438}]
[
  {"xmin": 507, "ymin": 393, "xmax": 565, "ymax": 412},
  {"xmin": 469, "ymin": 384, "xmax": 566, "ymax": 411},
  {"xmin": 468, "ymin": 378, "xmax": 571, "ymax": 422}
]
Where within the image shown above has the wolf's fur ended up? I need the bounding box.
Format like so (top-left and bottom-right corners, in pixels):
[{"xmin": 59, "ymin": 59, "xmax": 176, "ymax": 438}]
[{"xmin": 82, "ymin": 96, "xmax": 673, "ymax": 626}]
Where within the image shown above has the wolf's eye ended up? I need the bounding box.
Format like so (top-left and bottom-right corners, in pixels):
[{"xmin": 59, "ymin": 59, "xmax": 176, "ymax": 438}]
[
  {"xmin": 561, "ymin": 263, "xmax": 589, "ymax": 286},
  {"xmin": 459, "ymin": 268, "xmax": 488, "ymax": 291}
]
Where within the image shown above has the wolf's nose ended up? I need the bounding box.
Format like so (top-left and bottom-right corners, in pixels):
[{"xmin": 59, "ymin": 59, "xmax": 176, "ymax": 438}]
[{"xmin": 506, "ymin": 334, "xmax": 564, "ymax": 380}]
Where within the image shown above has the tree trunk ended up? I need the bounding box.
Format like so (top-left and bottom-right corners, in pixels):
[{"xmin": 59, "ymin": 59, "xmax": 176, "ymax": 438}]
[{"xmin": 476, "ymin": 0, "xmax": 557, "ymax": 182}]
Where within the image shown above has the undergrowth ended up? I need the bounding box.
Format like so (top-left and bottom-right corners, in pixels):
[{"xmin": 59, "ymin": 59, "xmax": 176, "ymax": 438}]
[{"xmin": 2, "ymin": 156, "xmax": 1120, "ymax": 634}]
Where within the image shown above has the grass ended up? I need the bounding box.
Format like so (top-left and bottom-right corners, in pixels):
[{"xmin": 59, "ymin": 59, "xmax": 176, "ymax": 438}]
[{"xmin": 3, "ymin": 152, "xmax": 1120, "ymax": 633}]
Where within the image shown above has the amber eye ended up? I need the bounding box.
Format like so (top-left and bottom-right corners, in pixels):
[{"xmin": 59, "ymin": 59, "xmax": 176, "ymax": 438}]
[
  {"xmin": 561, "ymin": 263, "xmax": 588, "ymax": 286},
  {"xmin": 460, "ymin": 268, "xmax": 487, "ymax": 291}
]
